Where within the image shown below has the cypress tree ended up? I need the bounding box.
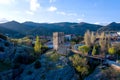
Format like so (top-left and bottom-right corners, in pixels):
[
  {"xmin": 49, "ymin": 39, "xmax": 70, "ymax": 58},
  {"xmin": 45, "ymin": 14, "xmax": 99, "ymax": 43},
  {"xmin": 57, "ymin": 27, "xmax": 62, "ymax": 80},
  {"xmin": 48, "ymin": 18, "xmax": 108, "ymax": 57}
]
[
  {"xmin": 84, "ymin": 30, "xmax": 91, "ymax": 47},
  {"xmin": 92, "ymin": 46, "xmax": 96, "ymax": 56},
  {"xmin": 34, "ymin": 36, "xmax": 42, "ymax": 54}
]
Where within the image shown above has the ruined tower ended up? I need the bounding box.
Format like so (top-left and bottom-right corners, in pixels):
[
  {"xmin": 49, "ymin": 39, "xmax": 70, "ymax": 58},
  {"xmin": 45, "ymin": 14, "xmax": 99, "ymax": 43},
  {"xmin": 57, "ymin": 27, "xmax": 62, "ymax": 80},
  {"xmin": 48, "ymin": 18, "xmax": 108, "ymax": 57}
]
[
  {"xmin": 53, "ymin": 32, "xmax": 68, "ymax": 54},
  {"xmin": 53, "ymin": 32, "xmax": 64, "ymax": 50}
]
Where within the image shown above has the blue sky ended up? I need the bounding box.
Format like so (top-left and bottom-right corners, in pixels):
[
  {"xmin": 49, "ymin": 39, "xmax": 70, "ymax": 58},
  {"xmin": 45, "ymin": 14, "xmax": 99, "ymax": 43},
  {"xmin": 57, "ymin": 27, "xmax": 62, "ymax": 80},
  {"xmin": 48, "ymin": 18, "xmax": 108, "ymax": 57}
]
[{"xmin": 0, "ymin": 0, "xmax": 120, "ymax": 24}]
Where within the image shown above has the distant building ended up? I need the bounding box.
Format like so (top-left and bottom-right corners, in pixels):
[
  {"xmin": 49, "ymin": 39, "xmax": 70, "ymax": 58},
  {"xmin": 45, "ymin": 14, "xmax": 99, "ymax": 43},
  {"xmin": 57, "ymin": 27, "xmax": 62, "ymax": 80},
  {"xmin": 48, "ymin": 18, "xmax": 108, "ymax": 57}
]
[
  {"xmin": 117, "ymin": 32, "xmax": 120, "ymax": 37},
  {"xmin": 65, "ymin": 35, "xmax": 72, "ymax": 41}
]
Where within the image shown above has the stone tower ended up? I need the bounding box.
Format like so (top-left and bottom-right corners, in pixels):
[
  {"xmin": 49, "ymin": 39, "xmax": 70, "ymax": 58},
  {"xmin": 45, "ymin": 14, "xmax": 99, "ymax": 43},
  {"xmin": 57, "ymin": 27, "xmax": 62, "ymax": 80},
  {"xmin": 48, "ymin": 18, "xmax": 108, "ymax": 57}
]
[
  {"xmin": 53, "ymin": 32, "xmax": 64, "ymax": 50},
  {"xmin": 53, "ymin": 32, "xmax": 68, "ymax": 54}
]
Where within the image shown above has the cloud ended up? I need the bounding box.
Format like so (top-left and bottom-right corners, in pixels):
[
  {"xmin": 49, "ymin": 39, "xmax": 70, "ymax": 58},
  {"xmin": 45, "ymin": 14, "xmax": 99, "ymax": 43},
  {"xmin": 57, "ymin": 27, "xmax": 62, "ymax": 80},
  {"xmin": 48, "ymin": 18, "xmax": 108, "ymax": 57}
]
[
  {"xmin": 26, "ymin": 11, "xmax": 34, "ymax": 15},
  {"xmin": 94, "ymin": 22, "xmax": 100, "ymax": 24},
  {"xmin": 77, "ymin": 18, "xmax": 83, "ymax": 22},
  {"xmin": 57, "ymin": 11, "xmax": 77, "ymax": 16},
  {"xmin": 0, "ymin": 18, "xmax": 8, "ymax": 23},
  {"xmin": 56, "ymin": 11, "xmax": 66, "ymax": 15},
  {"xmin": 30, "ymin": 0, "xmax": 40, "ymax": 11},
  {"xmin": 49, "ymin": 0, "xmax": 56, "ymax": 3},
  {"xmin": 0, "ymin": 0, "xmax": 15, "ymax": 5},
  {"xmin": 26, "ymin": 0, "xmax": 40, "ymax": 15},
  {"xmin": 48, "ymin": 6, "xmax": 57, "ymax": 12}
]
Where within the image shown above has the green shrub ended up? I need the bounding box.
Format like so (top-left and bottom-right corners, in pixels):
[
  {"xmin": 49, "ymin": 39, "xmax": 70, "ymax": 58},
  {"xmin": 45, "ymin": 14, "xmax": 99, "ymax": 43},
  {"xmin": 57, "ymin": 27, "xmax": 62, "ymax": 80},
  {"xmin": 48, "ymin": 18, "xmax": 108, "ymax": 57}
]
[
  {"xmin": 108, "ymin": 47, "xmax": 116, "ymax": 55},
  {"xmin": 92, "ymin": 46, "xmax": 96, "ymax": 56},
  {"xmin": 0, "ymin": 34, "xmax": 7, "ymax": 40},
  {"xmin": 78, "ymin": 45, "xmax": 90, "ymax": 54},
  {"xmin": 0, "ymin": 47, "xmax": 4, "ymax": 52},
  {"xmin": 0, "ymin": 61, "xmax": 11, "ymax": 72},
  {"xmin": 46, "ymin": 51, "xmax": 61, "ymax": 62},
  {"xmin": 69, "ymin": 54, "xmax": 89, "ymax": 78},
  {"xmin": 4, "ymin": 42, "xmax": 10, "ymax": 47},
  {"xmin": 12, "ymin": 63, "xmax": 20, "ymax": 69},
  {"xmin": 34, "ymin": 60, "xmax": 41, "ymax": 69},
  {"xmin": 27, "ymin": 70, "xmax": 33, "ymax": 75}
]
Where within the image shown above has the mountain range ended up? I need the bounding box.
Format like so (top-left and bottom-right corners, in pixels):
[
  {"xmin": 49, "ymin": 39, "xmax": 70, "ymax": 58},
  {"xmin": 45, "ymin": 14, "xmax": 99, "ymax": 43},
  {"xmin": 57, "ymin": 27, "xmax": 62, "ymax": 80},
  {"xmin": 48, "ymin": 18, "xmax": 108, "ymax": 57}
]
[{"xmin": 0, "ymin": 21, "xmax": 120, "ymax": 38}]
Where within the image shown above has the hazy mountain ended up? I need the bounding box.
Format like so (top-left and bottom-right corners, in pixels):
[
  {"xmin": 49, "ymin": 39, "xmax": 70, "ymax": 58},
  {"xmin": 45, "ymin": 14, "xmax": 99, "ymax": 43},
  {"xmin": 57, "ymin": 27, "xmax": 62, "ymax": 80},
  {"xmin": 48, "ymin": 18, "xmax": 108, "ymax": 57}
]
[
  {"xmin": 23, "ymin": 22, "xmax": 102, "ymax": 36},
  {"xmin": 2, "ymin": 20, "xmax": 120, "ymax": 37},
  {"xmin": 0, "ymin": 21, "xmax": 32, "ymax": 34},
  {"xmin": 0, "ymin": 18, "xmax": 9, "ymax": 23},
  {"xmin": 98, "ymin": 22, "xmax": 120, "ymax": 32},
  {"xmin": 0, "ymin": 26, "xmax": 17, "ymax": 34},
  {"xmin": 0, "ymin": 26, "xmax": 25, "ymax": 38}
]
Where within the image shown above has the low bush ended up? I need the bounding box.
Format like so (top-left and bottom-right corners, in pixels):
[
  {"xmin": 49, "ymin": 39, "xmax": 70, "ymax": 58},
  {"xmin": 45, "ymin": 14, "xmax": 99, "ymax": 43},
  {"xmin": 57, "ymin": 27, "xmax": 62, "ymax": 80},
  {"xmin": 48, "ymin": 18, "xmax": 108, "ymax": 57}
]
[
  {"xmin": 34, "ymin": 60, "xmax": 41, "ymax": 69},
  {"xmin": 0, "ymin": 34, "xmax": 7, "ymax": 40},
  {"xmin": 0, "ymin": 47, "xmax": 4, "ymax": 52},
  {"xmin": 27, "ymin": 70, "xmax": 33, "ymax": 75},
  {"xmin": 78, "ymin": 45, "xmax": 90, "ymax": 54}
]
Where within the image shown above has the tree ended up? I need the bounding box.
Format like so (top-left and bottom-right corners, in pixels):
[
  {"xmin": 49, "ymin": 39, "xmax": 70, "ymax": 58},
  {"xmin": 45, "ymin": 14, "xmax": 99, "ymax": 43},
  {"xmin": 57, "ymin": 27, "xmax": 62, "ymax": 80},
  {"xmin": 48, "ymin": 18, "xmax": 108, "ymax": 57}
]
[
  {"xmin": 108, "ymin": 47, "xmax": 116, "ymax": 55},
  {"xmin": 107, "ymin": 33, "xmax": 111, "ymax": 49},
  {"xmin": 92, "ymin": 46, "xmax": 96, "ymax": 56},
  {"xmin": 111, "ymin": 43, "xmax": 120, "ymax": 60},
  {"xmin": 91, "ymin": 32, "xmax": 96, "ymax": 46},
  {"xmin": 69, "ymin": 54, "xmax": 89, "ymax": 79},
  {"xmin": 99, "ymin": 32, "xmax": 107, "ymax": 55},
  {"xmin": 84, "ymin": 30, "xmax": 91, "ymax": 47},
  {"xmin": 34, "ymin": 36, "xmax": 42, "ymax": 54},
  {"xmin": 96, "ymin": 32, "xmax": 99, "ymax": 38}
]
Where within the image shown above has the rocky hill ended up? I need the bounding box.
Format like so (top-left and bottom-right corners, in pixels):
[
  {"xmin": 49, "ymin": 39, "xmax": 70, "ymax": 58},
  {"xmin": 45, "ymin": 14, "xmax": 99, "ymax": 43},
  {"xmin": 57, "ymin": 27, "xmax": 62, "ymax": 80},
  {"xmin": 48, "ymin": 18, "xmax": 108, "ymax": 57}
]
[{"xmin": 98, "ymin": 22, "xmax": 120, "ymax": 32}]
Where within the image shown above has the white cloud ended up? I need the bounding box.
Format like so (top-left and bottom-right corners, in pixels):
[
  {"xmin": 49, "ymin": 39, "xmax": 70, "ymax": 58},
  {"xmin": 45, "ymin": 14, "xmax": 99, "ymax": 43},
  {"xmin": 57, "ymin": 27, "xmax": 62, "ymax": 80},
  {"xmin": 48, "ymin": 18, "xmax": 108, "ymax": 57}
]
[
  {"xmin": 57, "ymin": 11, "xmax": 77, "ymax": 16},
  {"xmin": 26, "ymin": 11, "xmax": 34, "ymax": 15},
  {"xmin": 94, "ymin": 22, "xmax": 108, "ymax": 25},
  {"xmin": 77, "ymin": 18, "xmax": 83, "ymax": 22},
  {"xmin": 49, "ymin": 0, "xmax": 56, "ymax": 3},
  {"xmin": 0, "ymin": 0, "xmax": 15, "ymax": 5},
  {"xmin": 0, "ymin": 18, "xmax": 8, "ymax": 23},
  {"xmin": 48, "ymin": 6, "xmax": 57, "ymax": 12},
  {"xmin": 94, "ymin": 22, "xmax": 100, "ymax": 24},
  {"xmin": 30, "ymin": 0, "xmax": 40, "ymax": 11},
  {"xmin": 56, "ymin": 11, "xmax": 66, "ymax": 15}
]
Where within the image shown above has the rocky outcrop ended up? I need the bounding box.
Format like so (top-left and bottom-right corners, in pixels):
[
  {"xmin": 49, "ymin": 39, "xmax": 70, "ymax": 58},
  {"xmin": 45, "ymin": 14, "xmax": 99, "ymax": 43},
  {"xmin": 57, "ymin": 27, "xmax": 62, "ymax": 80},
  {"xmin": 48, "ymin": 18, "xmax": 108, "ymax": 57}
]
[
  {"xmin": 0, "ymin": 37, "xmax": 15, "ymax": 61},
  {"xmin": 0, "ymin": 38, "xmax": 79, "ymax": 80},
  {"xmin": 19, "ymin": 65, "xmax": 78, "ymax": 80},
  {"xmin": 46, "ymin": 66, "xmax": 78, "ymax": 80},
  {"xmin": 18, "ymin": 54, "xmax": 78, "ymax": 80}
]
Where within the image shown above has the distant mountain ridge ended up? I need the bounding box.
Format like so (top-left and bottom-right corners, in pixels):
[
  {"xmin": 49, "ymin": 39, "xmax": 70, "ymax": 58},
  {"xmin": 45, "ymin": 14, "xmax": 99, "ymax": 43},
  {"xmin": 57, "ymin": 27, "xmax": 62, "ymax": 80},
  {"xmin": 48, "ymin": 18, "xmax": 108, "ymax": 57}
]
[
  {"xmin": 0, "ymin": 21, "xmax": 32, "ymax": 34},
  {"xmin": 23, "ymin": 21, "xmax": 102, "ymax": 36},
  {"xmin": 0, "ymin": 21, "xmax": 120, "ymax": 37},
  {"xmin": 98, "ymin": 22, "xmax": 120, "ymax": 32}
]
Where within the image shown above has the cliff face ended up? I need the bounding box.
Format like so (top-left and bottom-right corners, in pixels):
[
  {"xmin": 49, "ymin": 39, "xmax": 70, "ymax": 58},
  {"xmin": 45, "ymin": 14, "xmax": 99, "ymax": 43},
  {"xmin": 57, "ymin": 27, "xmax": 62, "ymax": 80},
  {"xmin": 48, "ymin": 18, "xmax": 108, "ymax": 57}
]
[{"xmin": 0, "ymin": 37, "xmax": 15, "ymax": 61}]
